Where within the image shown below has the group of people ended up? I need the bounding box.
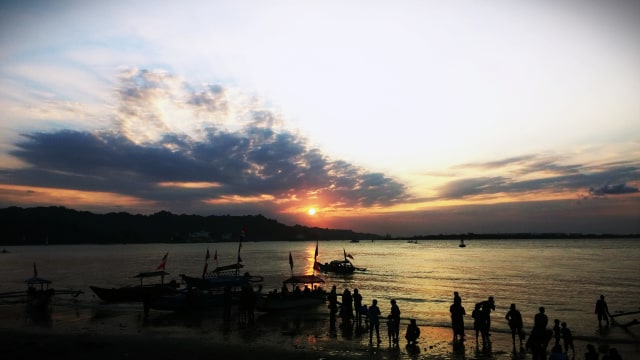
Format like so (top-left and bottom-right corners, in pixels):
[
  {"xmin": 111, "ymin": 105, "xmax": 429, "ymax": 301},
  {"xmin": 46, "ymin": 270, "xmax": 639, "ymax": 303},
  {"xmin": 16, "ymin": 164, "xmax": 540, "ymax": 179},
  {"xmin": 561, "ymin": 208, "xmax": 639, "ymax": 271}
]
[
  {"xmin": 327, "ymin": 285, "xmax": 420, "ymax": 347},
  {"xmin": 449, "ymin": 293, "xmax": 622, "ymax": 360}
]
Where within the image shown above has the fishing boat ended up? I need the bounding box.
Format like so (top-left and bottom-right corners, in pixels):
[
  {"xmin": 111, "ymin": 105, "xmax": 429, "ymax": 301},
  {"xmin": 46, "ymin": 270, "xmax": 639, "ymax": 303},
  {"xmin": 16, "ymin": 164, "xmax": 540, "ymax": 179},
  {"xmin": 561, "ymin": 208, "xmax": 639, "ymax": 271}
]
[
  {"xmin": 459, "ymin": 239, "xmax": 466, "ymax": 248},
  {"xmin": 256, "ymin": 274, "xmax": 326, "ymax": 312},
  {"xmin": 318, "ymin": 248, "xmax": 366, "ymax": 274},
  {"xmin": 89, "ymin": 253, "xmax": 179, "ymax": 303}
]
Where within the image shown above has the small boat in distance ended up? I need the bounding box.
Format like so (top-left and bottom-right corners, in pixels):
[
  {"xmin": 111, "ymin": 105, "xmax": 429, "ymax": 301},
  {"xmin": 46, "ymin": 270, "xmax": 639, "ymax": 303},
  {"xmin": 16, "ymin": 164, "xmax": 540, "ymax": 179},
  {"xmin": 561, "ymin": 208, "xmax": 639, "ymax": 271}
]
[{"xmin": 459, "ymin": 239, "xmax": 466, "ymax": 248}]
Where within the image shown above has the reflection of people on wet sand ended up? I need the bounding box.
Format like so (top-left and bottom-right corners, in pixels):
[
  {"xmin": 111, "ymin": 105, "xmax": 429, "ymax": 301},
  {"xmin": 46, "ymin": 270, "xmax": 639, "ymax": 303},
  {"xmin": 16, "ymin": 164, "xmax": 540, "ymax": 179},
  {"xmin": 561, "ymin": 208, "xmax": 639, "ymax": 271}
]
[
  {"xmin": 505, "ymin": 303, "xmax": 524, "ymax": 348},
  {"xmin": 368, "ymin": 299, "xmax": 381, "ymax": 345},
  {"xmin": 584, "ymin": 343, "xmax": 599, "ymax": 360},
  {"xmin": 549, "ymin": 344, "xmax": 568, "ymax": 360},
  {"xmin": 405, "ymin": 318, "xmax": 420, "ymax": 345},
  {"xmin": 595, "ymin": 294, "xmax": 611, "ymax": 327}
]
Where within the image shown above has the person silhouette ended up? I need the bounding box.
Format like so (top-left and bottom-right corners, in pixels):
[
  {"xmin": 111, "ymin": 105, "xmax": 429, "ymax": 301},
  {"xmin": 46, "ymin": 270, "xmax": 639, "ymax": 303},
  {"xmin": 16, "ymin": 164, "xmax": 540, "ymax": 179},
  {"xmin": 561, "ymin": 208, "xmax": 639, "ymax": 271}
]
[
  {"xmin": 528, "ymin": 306, "xmax": 549, "ymax": 360},
  {"xmin": 341, "ymin": 288, "xmax": 353, "ymax": 323},
  {"xmin": 505, "ymin": 303, "xmax": 524, "ymax": 348},
  {"xmin": 560, "ymin": 322, "xmax": 574, "ymax": 355},
  {"xmin": 481, "ymin": 296, "xmax": 495, "ymax": 335},
  {"xmin": 595, "ymin": 295, "xmax": 610, "ymax": 327},
  {"xmin": 389, "ymin": 299, "xmax": 401, "ymax": 344},
  {"xmin": 368, "ymin": 299, "xmax": 382, "ymax": 345},
  {"xmin": 353, "ymin": 288, "xmax": 363, "ymax": 327},
  {"xmin": 602, "ymin": 347, "xmax": 622, "ymax": 360},
  {"xmin": 553, "ymin": 319, "xmax": 561, "ymax": 346},
  {"xmin": 549, "ymin": 344, "xmax": 568, "ymax": 360},
  {"xmin": 405, "ymin": 318, "xmax": 420, "ymax": 345},
  {"xmin": 472, "ymin": 302, "xmax": 488, "ymax": 345},
  {"xmin": 584, "ymin": 344, "xmax": 598, "ymax": 360},
  {"xmin": 450, "ymin": 296, "xmax": 466, "ymax": 342}
]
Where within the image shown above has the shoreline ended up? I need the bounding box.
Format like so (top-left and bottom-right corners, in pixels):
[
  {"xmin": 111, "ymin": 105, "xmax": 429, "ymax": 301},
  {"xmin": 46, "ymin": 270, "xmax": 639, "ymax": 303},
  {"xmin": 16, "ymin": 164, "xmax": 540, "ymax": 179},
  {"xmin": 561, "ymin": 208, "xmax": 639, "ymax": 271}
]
[{"xmin": 1, "ymin": 302, "xmax": 638, "ymax": 359}]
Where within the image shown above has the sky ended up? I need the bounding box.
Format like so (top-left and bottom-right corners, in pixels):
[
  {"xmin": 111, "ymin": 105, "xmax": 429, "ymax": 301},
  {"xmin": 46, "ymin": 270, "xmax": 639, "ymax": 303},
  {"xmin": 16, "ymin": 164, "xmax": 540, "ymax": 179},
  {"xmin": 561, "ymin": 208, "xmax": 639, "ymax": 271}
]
[{"xmin": 1, "ymin": 0, "xmax": 639, "ymax": 236}]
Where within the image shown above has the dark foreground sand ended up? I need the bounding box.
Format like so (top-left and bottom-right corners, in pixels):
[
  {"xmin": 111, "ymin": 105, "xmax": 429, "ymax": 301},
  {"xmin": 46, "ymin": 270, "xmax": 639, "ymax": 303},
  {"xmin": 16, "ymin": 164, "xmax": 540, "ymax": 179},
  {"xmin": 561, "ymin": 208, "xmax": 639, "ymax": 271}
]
[{"xmin": 0, "ymin": 302, "xmax": 637, "ymax": 360}]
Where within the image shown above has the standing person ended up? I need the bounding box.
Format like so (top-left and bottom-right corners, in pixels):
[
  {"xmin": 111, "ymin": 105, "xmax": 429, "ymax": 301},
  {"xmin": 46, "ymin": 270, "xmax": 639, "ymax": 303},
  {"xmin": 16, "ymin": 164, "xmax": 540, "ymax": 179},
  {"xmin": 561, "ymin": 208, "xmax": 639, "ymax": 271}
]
[
  {"xmin": 481, "ymin": 296, "xmax": 495, "ymax": 335},
  {"xmin": 595, "ymin": 295, "xmax": 610, "ymax": 327},
  {"xmin": 472, "ymin": 303, "xmax": 488, "ymax": 345},
  {"xmin": 390, "ymin": 299, "xmax": 401, "ymax": 344},
  {"xmin": 450, "ymin": 297, "xmax": 466, "ymax": 342},
  {"xmin": 505, "ymin": 303, "xmax": 525, "ymax": 348},
  {"xmin": 327, "ymin": 285, "xmax": 340, "ymax": 330},
  {"xmin": 368, "ymin": 299, "xmax": 382, "ymax": 345},
  {"xmin": 553, "ymin": 319, "xmax": 562, "ymax": 347},
  {"xmin": 454, "ymin": 291, "xmax": 462, "ymax": 304},
  {"xmin": 341, "ymin": 288, "xmax": 354, "ymax": 323},
  {"xmin": 529, "ymin": 306, "xmax": 549, "ymax": 360},
  {"xmin": 560, "ymin": 322, "xmax": 575, "ymax": 356},
  {"xmin": 353, "ymin": 288, "xmax": 363, "ymax": 327}
]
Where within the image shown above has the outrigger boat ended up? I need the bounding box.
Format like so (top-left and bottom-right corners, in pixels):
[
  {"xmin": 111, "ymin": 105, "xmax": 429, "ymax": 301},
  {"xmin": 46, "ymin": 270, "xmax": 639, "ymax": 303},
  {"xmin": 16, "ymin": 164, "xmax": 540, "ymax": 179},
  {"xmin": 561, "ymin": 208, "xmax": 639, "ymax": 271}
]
[
  {"xmin": 318, "ymin": 248, "xmax": 366, "ymax": 274},
  {"xmin": 89, "ymin": 253, "xmax": 179, "ymax": 303}
]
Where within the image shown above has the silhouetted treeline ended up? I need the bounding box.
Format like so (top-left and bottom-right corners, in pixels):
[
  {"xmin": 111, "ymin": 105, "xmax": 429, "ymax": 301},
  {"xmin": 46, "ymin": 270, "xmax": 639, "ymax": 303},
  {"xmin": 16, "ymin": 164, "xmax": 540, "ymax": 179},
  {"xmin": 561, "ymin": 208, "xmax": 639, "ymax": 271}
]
[
  {"xmin": 0, "ymin": 206, "xmax": 381, "ymax": 245},
  {"xmin": 398, "ymin": 232, "xmax": 639, "ymax": 241}
]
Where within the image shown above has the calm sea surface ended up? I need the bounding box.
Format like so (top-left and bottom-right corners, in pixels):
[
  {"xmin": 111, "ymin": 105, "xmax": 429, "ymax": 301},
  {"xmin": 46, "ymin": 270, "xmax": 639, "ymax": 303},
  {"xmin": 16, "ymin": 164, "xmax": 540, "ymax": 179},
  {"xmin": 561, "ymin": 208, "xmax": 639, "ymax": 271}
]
[{"xmin": 1, "ymin": 239, "xmax": 639, "ymax": 343}]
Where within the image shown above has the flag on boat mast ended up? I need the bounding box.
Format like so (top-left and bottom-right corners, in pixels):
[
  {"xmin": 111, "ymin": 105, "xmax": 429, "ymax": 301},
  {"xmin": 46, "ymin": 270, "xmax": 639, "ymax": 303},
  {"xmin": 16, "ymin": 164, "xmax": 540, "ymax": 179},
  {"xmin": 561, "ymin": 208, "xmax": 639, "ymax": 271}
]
[
  {"xmin": 343, "ymin": 248, "xmax": 354, "ymax": 260},
  {"xmin": 289, "ymin": 251, "xmax": 294, "ymax": 277},
  {"xmin": 313, "ymin": 240, "xmax": 320, "ymax": 274},
  {"xmin": 156, "ymin": 252, "xmax": 168, "ymax": 270},
  {"xmin": 33, "ymin": 262, "xmax": 38, "ymax": 277}
]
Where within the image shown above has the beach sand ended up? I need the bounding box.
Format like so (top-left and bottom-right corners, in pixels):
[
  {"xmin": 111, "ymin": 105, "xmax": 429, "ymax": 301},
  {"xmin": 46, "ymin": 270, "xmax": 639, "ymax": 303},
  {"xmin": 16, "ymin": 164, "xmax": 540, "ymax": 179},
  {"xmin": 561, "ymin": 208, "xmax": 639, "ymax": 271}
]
[{"xmin": 0, "ymin": 302, "xmax": 638, "ymax": 359}]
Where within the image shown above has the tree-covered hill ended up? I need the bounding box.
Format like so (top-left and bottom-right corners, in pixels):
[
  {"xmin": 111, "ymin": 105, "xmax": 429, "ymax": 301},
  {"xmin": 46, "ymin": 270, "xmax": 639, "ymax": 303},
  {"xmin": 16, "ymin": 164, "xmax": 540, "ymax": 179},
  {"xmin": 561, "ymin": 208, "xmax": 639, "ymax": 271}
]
[{"xmin": 0, "ymin": 206, "xmax": 381, "ymax": 245}]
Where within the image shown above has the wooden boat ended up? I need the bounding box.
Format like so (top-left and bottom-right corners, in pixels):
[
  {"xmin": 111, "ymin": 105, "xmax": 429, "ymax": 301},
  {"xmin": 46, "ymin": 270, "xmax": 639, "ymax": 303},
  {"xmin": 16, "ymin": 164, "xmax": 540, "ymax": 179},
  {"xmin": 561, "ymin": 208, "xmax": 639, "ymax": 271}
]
[
  {"xmin": 180, "ymin": 263, "xmax": 263, "ymax": 290},
  {"xmin": 90, "ymin": 271, "xmax": 179, "ymax": 303},
  {"xmin": 256, "ymin": 274, "xmax": 327, "ymax": 312},
  {"xmin": 25, "ymin": 274, "xmax": 55, "ymax": 313},
  {"xmin": 317, "ymin": 247, "xmax": 365, "ymax": 274}
]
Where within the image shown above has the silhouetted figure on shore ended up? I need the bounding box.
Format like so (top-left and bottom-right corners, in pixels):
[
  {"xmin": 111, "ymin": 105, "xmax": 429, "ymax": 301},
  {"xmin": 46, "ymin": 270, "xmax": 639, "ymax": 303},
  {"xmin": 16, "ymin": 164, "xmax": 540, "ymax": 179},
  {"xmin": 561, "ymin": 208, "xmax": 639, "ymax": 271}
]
[
  {"xmin": 389, "ymin": 299, "xmax": 401, "ymax": 344},
  {"xmin": 481, "ymin": 296, "xmax": 495, "ymax": 335},
  {"xmin": 595, "ymin": 295, "xmax": 610, "ymax": 327},
  {"xmin": 454, "ymin": 291, "xmax": 461, "ymax": 304},
  {"xmin": 450, "ymin": 296, "xmax": 466, "ymax": 342},
  {"xmin": 405, "ymin": 318, "xmax": 420, "ymax": 345},
  {"xmin": 553, "ymin": 318, "xmax": 561, "ymax": 347},
  {"xmin": 527, "ymin": 306, "xmax": 551, "ymax": 360},
  {"xmin": 368, "ymin": 299, "xmax": 381, "ymax": 345},
  {"xmin": 340, "ymin": 288, "xmax": 353, "ymax": 323},
  {"xmin": 560, "ymin": 321, "xmax": 574, "ymax": 355},
  {"xmin": 472, "ymin": 303, "xmax": 488, "ymax": 346},
  {"xmin": 353, "ymin": 288, "xmax": 363, "ymax": 327},
  {"xmin": 328, "ymin": 285, "xmax": 339, "ymax": 330},
  {"xmin": 505, "ymin": 303, "xmax": 524, "ymax": 348}
]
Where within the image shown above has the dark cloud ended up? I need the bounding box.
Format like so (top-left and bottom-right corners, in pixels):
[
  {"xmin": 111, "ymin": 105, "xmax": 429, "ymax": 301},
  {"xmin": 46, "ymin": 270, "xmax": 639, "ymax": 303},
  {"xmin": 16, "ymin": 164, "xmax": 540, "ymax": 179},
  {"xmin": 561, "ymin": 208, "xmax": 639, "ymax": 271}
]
[
  {"xmin": 439, "ymin": 155, "xmax": 640, "ymax": 200},
  {"xmin": 1, "ymin": 69, "xmax": 409, "ymax": 212},
  {"xmin": 589, "ymin": 183, "xmax": 639, "ymax": 196}
]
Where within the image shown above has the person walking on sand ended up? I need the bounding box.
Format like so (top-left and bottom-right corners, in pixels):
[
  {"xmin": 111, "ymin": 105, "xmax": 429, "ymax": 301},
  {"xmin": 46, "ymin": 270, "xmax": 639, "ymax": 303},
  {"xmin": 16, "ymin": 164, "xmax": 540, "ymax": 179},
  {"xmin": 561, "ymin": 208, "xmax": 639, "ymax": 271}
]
[
  {"xmin": 505, "ymin": 303, "xmax": 524, "ymax": 348},
  {"xmin": 560, "ymin": 321, "xmax": 574, "ymax": 356},
  {"xmin": 595, "ymin": 295, "xmax": 610, "ymax": 327},
  {"xmin": 450, "ymin": 296, "xmax": 466, "ymax": 342},
  {"xmin": 405, "ymin": 318, "xmax": 420, "ymax": 346},
  {"xmin": 472, "ymin": 303, "xmax": 488, "ymax": 345},
  {"xmin": 389, "ymin": 299, "xmax": 401, "ymax": 344},
  {"xmin": 368, "ymin": 299, "xmax": 382, "ymax": 345}
]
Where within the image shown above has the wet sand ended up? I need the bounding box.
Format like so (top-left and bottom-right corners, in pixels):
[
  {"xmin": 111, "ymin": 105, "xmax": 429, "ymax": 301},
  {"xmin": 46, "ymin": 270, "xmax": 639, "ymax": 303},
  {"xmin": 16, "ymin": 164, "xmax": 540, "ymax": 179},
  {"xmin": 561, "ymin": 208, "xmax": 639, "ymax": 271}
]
[{"xmin": 0, "ymin": 302, "xmax": 638, "ymax": 360}]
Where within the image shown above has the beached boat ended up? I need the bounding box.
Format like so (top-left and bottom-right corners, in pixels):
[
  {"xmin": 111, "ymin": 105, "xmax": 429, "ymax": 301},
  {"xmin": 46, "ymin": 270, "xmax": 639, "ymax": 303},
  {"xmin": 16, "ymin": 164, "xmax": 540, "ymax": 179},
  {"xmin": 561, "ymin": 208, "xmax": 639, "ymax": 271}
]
[
  {"xmin": 90, "ymin": 253, "xmax": 179, "ymax": 303},
  {"xmin": 90, "ymin": 271, "xmax": 179, "ymax": 303},
  {"xmin": 256, "ymin": 274, "xmax": 327, "ymax": 312}
]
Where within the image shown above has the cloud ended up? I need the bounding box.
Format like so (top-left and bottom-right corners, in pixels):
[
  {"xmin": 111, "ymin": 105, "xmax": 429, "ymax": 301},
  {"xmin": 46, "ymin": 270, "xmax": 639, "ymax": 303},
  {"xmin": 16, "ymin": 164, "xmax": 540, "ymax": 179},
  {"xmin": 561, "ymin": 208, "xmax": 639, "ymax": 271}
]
[
  {"xmin": 589, "ymin": 183, "xmax": 639, "ymax": 196},
  {"xmin": 1, "ymin": 69, "xmax": 409, "ymax": 213},
  {"xmin": 439, "ymin": 155, "xmax": 640, "ymax": 200}
]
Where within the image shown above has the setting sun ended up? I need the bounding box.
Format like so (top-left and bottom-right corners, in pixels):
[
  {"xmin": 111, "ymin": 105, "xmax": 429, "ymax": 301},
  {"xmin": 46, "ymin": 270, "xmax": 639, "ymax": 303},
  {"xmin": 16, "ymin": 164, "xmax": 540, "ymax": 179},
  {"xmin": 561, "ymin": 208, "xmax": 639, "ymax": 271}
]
[{"xmin": 308, "ymin": 208, "xmax": 317, "ymax": 216}]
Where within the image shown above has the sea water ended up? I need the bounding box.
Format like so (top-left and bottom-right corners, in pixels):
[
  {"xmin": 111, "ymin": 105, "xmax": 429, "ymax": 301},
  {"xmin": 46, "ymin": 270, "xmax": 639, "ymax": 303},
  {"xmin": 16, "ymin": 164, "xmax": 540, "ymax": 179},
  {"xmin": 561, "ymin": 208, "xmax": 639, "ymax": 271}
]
[{"xmin": 1, "ymin": 238, "xmax": 638, "ymax": 343}]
